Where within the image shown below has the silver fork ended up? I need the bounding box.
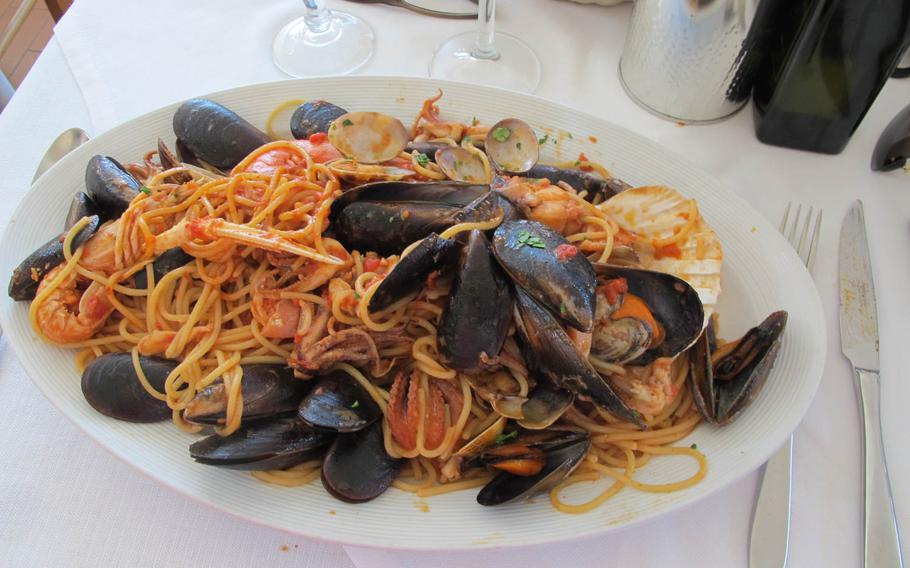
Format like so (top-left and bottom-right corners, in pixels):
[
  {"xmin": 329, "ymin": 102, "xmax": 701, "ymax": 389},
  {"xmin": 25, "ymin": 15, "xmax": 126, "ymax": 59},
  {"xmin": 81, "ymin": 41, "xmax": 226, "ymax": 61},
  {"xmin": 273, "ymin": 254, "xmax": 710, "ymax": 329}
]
[{"xmin": 749, "ymin": 203, "xmax": 822, "ymax": 568}]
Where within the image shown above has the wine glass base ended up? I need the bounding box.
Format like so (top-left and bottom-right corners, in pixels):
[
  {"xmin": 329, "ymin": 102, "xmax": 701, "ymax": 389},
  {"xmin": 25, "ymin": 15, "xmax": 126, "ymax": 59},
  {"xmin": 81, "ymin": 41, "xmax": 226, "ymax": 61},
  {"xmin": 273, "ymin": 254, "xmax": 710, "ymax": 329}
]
[
  {"xmin": 428, "ymin": 31, "xmax": 541, "ymax": 93},
  {"xmin": 272, "ymin": 11, "xmax": 375, "ymax": 78}
]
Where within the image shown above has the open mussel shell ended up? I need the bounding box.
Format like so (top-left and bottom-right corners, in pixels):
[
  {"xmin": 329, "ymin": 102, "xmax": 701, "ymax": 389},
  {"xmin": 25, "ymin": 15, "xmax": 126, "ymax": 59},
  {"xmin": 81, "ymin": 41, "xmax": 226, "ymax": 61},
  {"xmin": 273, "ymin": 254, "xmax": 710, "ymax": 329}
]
[
  {"xmin": 321, "ymin": 422, "xmax": 402, "ymax": 503},
  {"xmin": 328, "ymin": 160, "xmax": 415, "ymax": 184},
  {"xmin": 438, "ymin": 230, "xmax": 513, "ymax": 374},
  {"xmin": 189, "ymin": 416, "xmax": 334, "ymax": 471},
  {"xmin": 492, "ymin": 219, "xmax": 596, "ymax": 332},
  {"xmin": 525, "ymin": 164, "xmax": 630, "ymax": 203},
  {"xmin": 476, "ymin": 429, "xmax": 591, "ymax": 506},
  {"xmin": 512, "ymin": 288, "xmax": 644, "ymax": 427},
  {"xmin": 368, "ymin": 233, "xmax": 459, "ymax": 312},
  {"xmin": 435, "ymin": 146, "xmax": 492, "ymax": 183},
  {"xmin": 328, "ymin": 182, "xmax": 493, "ymax": 256},
  {"xmin": 134, "ymin": 247, "xmax": 194, "ymax": 289},
  {"xmin": 173, "ymin": 98, "xmax": 272, "ymax": 170},
  {"xmin": 184, "ymin": 364, "xmax": 310, "ymax": 424},
  {"xmin": 328, "ymin": 111, "xmax": 408, "ymax": 164},
  {"xmin": 8, "ymin": 214, "xmax": 100, "ymax": 301},
  {"xmin": 592, "ymin": 263, "xmax": 704, "ymax": 366},
  {"xmin": 297, "ymin": 371, "xmax": 381, "ymax": 432},
  {"xmin": 81, "ymin": 353, "xmax": 176, "ymax": 422},
  {"xmin": 690, "ymin": 311, "xmax": 788, "ymax": 425},
  {"xmin": 484, "ymin": 118, "xmax": 539, "ymax": 174},
  {"xmin": 65, "ymin": 192, "xmax": 99, "ymax": 230},
  {"xmin": 85, "ymin": 155, "xmax": 141, "ymax": 220},
  {"xmin": 290, "ymin": 100, "xmax": 348, "ymax": 139}
]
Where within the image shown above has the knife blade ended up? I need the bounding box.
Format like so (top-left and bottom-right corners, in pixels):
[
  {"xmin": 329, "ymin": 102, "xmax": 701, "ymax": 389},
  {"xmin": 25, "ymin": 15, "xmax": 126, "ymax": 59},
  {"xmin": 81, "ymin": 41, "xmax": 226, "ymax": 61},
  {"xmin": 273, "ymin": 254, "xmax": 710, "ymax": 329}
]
[{"xmin": 838, "ymin": 200, "xmax": 905, "ymax": 568}]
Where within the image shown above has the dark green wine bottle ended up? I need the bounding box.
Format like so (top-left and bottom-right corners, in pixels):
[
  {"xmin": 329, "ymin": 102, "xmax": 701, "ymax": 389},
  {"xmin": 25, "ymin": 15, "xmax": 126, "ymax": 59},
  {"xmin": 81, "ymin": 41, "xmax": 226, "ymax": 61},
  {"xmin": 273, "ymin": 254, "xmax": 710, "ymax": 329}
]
[{"xmin": 752, "ymin": 0, "xmax": 910, "ymax": 154}]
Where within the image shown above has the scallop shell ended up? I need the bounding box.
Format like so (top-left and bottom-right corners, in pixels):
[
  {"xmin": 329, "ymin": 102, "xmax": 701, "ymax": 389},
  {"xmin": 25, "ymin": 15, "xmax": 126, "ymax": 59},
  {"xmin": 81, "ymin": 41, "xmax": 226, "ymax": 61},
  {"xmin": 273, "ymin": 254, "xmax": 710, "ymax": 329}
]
[{"xmin": 600, "ymin": 185, "xmax": 722, "ymax": 324}]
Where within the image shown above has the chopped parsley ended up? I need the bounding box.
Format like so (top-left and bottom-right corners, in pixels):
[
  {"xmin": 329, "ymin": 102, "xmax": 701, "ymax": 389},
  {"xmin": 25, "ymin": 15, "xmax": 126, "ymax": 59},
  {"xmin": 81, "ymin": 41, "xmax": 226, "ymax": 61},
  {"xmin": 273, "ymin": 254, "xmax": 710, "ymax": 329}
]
[
  {"xmin": 567, "ymin": 132, "xmax": 574, "ymax": 139},
  {"xmin": 516, "ymin": 142, "xmax": 523, "ymax": 151},
  {"xmin": 495, "ymin": 431, "xmax": 518, "ymax": 445},
  {"xmin": 342, "ymin": 118, "xmax": 354, "ymax": 127},
  {"xmin": 139, "ymin": 185, "xmax": 152, "ymax": 195},
  {"xmin": 560, "ymin": 304, "xmax": 567, "ymax": 315},
  {"xmin": 517, "ymin": 229, "xmax": 546, "ymax": 249},
  {"xmin": 471, "ymin": 116, "xmax": 479, "ymax": 126},
  {"xmin": 351, "ymin": 400, "xmax": 360, "ymax": 409},
  {"xmin": 491, "ymin": 126, "xmax": 511, "ymax": 142},
  {"xmin": 538, "ymin": 134, "xmax": 549, "ymax": 145},
  {"xmin": 690, "ymin": 443, "xmax": 698, "ymax": 450},
  {"xmin": 415, "ymin": 152, "xmax": 430, "ymax": 166},
  {"xmin": 353, "ymin": 292, "xmax": 360, "ymax": 300},
  {"xmin": 574, "ymin": 160, "xmax": 582, "ymax": 166},
  {"xmin": 389, "ymin": 216, "xmax": 395, "ymax": 223}
]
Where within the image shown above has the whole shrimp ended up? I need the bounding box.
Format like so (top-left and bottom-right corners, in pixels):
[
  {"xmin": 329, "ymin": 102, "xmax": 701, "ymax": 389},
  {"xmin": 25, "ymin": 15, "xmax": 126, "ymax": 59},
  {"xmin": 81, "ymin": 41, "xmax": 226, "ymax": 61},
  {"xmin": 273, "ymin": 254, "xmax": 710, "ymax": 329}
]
[{"xmin": 32, "ymin": 264, "xmax": 114, "ymax": 343}]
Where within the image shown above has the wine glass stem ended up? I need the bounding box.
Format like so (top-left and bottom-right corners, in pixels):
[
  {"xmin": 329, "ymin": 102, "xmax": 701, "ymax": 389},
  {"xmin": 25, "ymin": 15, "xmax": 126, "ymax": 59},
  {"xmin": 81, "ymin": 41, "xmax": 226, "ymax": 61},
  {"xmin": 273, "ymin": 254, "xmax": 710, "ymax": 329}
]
[
  {"xmin": 472, "ymin": 0, "xmax": 499, "ymax": 60},
  {"xmin": 303, "ymin": 0, "xmax": 331, "ymax": 33}
]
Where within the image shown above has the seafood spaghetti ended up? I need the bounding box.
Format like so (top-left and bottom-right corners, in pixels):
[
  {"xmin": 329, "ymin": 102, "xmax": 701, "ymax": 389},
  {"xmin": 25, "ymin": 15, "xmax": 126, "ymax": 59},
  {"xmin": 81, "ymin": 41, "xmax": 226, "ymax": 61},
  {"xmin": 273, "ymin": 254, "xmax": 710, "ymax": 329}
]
[{"xmin": 9, "ymin": 92, "xmax": 787, "ymax": 512}]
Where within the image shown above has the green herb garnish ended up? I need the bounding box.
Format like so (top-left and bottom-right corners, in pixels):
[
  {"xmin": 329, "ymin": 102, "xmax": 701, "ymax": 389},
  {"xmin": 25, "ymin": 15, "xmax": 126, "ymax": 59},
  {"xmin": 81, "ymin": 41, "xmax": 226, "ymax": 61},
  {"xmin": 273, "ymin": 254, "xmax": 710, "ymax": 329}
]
[
  {"xmin": 538, "ymin": 134, "xmax": 549, "ymax": 145},
  {"xmin": 389, "ymin": 216, "xmax": 395, "ymax": 223},
  {"xmin": 491, "ymin": 126, "xmax": 511, "ymax": 142},
  {"xmin": 351, "ymin": 400, "xmax": 360, "ymax": 409},
  {"xmin": 517, "ymin": 229, "xmax": 545, "ymax": 249},
  {"xmin": 342, "ymin": 118, "xmax": 354, "ymax": 126},
  {"xmin": 516, "ymin": 142, "xmax": 523, "ymax": 150},
  {"xmin": 560, "ymin": 304, "xmax": 567, "ymax": 315},
  {"xmin": 495, "ymin": 431, "xmax": 518, "ymax": 445},
  {"xmin": 139, "ymin": 185, "xmax": 152, "ymax": 196},
  {"xmin": 471, "ymin": 116, "xmax": 479, "ymax": 126},
  {"xmin": 567, "ymin": 132, "xmax": 574, "ymax": 139},
  {"xmin": 574, "ymin": 160, "xmax": 582, "ymax": 166},
  {"xmin": 690, "ymin": 443, "xmax": 698, "ymax": 450},
  {"xmin": 415, "ymin": 152, "xmax": 430, "ymax": 167}
]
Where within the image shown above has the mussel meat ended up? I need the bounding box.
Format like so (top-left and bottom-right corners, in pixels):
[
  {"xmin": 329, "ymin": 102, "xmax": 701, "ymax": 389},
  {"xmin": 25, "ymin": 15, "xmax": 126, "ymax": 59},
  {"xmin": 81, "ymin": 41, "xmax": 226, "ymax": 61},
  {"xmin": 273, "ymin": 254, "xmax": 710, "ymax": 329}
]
[
  {"xmin": 290, "ymin": 100, "xmax": 348, "ymax": 139},
  {"xmin": 173, "ymin": 98, "xmax": 271, "ymax": 170},
  {"xmin": 476, "ymin": 429, "xmax": 591, "ymax": 506},
  {"xmin": 184, "ymin": 364, "xmax": 310, "ymax": 424},
  {"xmin": 81, "ymin": 352, "xmax": 176, "ymax": 422},
  {"xmin": 297, "ymin": 371, "xmax": 381, "ymax": 432},
  {"xmin": 690, "ymin": 311, "xmax": 788, "ymax": 425},
  {"xmin": 321, "ymin": 422, "xmax": 401, "ymax": 503},
  {"xmin": 189, "ymin": 416, "xmax": 334, "ymax": 471}
]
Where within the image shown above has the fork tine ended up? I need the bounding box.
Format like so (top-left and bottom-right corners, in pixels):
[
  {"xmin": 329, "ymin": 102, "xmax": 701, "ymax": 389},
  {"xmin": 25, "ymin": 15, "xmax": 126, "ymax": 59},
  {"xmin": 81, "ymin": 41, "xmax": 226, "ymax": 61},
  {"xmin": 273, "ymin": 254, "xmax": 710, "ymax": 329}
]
[
  {"xmin": 806, "ymin": 209, "xmax": 822, "ymax": 272},
  {"xmin": 779, "ymin": 202, "xmax": 792, "ymax": 234},
  {"xmin": 787, "ymin": 204, "xmax": 802, "ymax": 246},
  {"xmin": 797, "ymin": 206, "xmax": 813, "ymax": 263}
]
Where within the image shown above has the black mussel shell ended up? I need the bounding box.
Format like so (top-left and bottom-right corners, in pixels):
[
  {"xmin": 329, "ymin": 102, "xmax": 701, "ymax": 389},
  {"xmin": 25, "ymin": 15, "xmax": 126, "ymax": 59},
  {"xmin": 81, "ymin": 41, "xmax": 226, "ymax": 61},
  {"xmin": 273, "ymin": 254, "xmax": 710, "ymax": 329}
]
[
  {"xmin": 173, "ymin": 98, "xmax": 271, "ymax": 170},
  {"xmin": 329, "ymin": 182, "xmax": 494, "ymax": 256},
  {"xmin": 134, "ymin": 247, "xmax": 194, "ymax": 289},
  {"xmin": 290, "ymin": 100, "xmax": 348, "ymax": 139},
  {"xmin": 64, "ymin": 192, "xmax": 98, "ymax": 231},
  {"xmin": 8, "ymin": 215, "xmax": 100, "ymax": 301},
  {"xmin": 297, "ymin": 371, "xmax": 381, "ymax": 432},
  {"xmin": 872, "ymin": 102, "xmax": 910, "ymax": 171},
  {"xmin": 477, "ymin": 430, "xmax": 591, "ymax": 506},
  {"xmin": 405, "ymin": 141, "xmax": 451, "ymax": 159},
  {"xmin": 321, "ymin": 423, "xmax": 401, "ymax": 503},
  {"xmin": 184, "ymin": 364, "xmax": 310, "ymax": 424},
  {"xmin": 81, "ymin": 353, "xmax": 176, "ymax": 422},
  {"xmin": 593, "ymin": 264, "xmax": 704, "ymax": 366},
  {"xmin": 85, "ymin": 155, "xmax": 141, "ymax": 220},
  {"xmin": 438, "ymin": 230, "xmax": 512, "ymax": 373},
  {"xmin": 525, "ymin": 165, "xmax": 630, "ymax": 203},
  {"xmin": 518, "ymin": 388, "xmax": 574, "ymax": 430},
  {"xmin": 367, "ymin": 233, "xmax": 459, "ymax": 312},
  {"xmin": 492, "ymin": 219, "xmax": 596, "ymax": 332},
  {"xmin": 513, "ymin": 288, "xmax": 644, "ymax": 427},
  {"xmin": 189, "ymin": 416, "xmax": 334, "ymax": 471},
  {"xmin": 690, "ymin": 311, "xmax": 787, "ymax": 425}
]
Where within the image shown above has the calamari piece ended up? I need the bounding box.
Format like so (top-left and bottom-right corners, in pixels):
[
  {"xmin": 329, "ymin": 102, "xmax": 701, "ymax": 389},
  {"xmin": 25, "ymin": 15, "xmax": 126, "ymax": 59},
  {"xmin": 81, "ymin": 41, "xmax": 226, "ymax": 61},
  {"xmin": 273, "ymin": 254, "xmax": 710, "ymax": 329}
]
[{"xmin": 601, "ymin": 185, "xmax": 722, "ymax": 324}]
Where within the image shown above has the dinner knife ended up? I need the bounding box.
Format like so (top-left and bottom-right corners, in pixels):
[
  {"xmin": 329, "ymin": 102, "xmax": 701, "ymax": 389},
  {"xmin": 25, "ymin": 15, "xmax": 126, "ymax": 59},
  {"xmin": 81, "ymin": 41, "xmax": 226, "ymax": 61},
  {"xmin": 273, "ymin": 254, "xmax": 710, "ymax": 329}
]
[{"xmin": 839, "ymin": 200, "xmax": 905, "ymax": 568}]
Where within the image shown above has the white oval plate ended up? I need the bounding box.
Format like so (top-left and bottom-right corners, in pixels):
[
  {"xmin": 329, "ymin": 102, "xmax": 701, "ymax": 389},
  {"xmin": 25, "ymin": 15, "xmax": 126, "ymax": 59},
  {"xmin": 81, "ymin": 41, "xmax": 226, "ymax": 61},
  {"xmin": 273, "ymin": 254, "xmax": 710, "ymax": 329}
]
[{"xmin": 0, "ymin": 77, "xmax": 825, "ymax": 550}]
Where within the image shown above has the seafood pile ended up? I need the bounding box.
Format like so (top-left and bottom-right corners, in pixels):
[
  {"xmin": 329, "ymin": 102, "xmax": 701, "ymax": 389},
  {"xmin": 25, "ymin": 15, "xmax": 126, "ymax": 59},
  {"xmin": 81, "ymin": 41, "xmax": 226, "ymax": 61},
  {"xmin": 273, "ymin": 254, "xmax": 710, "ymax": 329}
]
[{"xmin": 8, "ymin": 93, "xmax": 787, "ymax": 508}]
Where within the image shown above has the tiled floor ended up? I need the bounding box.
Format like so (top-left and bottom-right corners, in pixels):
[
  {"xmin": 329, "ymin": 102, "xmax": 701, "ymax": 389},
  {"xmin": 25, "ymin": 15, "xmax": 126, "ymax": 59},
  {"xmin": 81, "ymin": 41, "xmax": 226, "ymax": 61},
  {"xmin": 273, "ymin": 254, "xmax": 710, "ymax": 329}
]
[{"xmin": 1, "ymin": 0, "xmax": 54, "ymax": 88}]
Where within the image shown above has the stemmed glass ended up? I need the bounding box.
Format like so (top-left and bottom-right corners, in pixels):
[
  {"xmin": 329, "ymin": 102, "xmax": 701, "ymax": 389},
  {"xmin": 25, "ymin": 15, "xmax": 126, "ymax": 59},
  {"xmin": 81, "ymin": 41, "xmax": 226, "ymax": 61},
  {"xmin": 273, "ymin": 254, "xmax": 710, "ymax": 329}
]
[
  {"xmin": 272, "ymin": 0, "xmax": 375, "ymax": 77},
  {"xmin": 428, "ymin": 0, "xmax": 541, "ymax": 93}
]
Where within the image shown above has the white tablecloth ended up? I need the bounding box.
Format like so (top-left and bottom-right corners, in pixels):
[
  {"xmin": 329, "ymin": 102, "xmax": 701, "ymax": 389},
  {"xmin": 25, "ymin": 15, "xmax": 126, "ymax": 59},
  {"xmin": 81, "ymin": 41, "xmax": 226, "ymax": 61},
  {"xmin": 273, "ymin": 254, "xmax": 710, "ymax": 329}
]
[{"xmin": 0, "ymin": 1, "xmax": 908, "ymax": 566}]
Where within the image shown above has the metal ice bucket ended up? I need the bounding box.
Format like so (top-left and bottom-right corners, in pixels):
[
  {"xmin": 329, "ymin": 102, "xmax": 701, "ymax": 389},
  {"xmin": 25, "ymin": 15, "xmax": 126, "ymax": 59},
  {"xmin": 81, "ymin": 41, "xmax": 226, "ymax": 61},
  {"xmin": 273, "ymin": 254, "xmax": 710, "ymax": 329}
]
[{"xmin": 619, "ymin": 0, "xmax": 768, "ymax": 123}]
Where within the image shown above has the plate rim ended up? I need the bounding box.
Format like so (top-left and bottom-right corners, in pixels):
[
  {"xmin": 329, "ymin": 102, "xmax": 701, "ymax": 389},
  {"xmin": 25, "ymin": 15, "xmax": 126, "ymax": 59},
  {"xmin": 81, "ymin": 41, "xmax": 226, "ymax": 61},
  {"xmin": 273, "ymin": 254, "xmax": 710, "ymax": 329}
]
[{"xmin": 0, "ymin": 75, "xmax": 827, "ymax": 550}]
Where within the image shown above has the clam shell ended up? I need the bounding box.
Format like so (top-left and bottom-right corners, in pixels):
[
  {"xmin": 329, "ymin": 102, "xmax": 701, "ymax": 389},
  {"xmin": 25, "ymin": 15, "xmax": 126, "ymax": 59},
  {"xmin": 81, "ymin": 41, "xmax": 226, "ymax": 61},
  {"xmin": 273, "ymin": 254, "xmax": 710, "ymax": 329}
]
[{"xmin": 328, "ymin": 111, "xmax": 408, "ymax": 163}]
